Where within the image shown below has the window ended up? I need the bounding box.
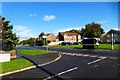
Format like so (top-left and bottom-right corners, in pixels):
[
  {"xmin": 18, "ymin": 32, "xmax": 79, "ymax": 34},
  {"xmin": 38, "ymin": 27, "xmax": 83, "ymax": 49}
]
[
  {"xmin": 114, "ymin": 33, "xmax": 118, "ymax": 37},
  {"xmin": 107, "ymin": 39, "xmax": 111, "ymax": 43},
  {"xmin": 107, "ymin": 34, "xmax": 110, "ymax": 37},
  {"xmin": 64, "ymin": 35, "xmax": 67, "ymax": 38}
]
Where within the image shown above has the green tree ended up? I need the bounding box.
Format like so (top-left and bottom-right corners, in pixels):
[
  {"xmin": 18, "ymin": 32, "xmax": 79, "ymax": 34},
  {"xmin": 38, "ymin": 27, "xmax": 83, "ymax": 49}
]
[
  {"xmin": 19, "ymin": 38, "xmax": 35, "ymax": 45},
  {"xmin": 27, "ymin": 38, "xmax": 35, "ymax": 44},
  {"xmin": 0, "ymin": 16, "xmax": 19, "ymax": 51},
  {"xmin": 19, "ymin": 40, "xmax": 27, "ymax": 45},
  {"xmin": 80, "ymin": 28, "xmax": 85, "ymax": 38},
  {"xmin": 39, "ymin": 32, "xmax": 45, "ymax": 37},
  {"xmin": 81, "ymin": 22, "xmax": 104, "ymax": 38},
  {"xmin": 66, "ymin": 29, "xmax": 80, "ymax": 34}
]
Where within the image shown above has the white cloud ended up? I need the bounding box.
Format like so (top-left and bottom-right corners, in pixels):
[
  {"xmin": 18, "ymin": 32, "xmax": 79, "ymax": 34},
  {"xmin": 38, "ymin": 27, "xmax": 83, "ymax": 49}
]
[
  {"xmin": 112, "ymin": 27, "xmax": 120, "ymax": 31},
  {"xmin": 14, "ymin": 25, "xmax": 27, "ymax": 31},
  {"xmin": 29, "ymin": 14, "xmax": 37, "ymax": 17},
  {"xmin": 97, "ymin": 20, "xmax": 108, "ymax": 25},
  {"xmin": 14, "ymin": 25, "xmax": 38, "ymax": 41},
  {"xmin": 105, "ymin": 27, "xmax": 120, "ymax": 33},
  {"xmin": 43, "ymin": 15, "xmax": 56, "ymax": 21},
  {"xmin": 58, "ymin": 27, "xmax": 83, "ymax": 32},
  {"xmin": 54, "ymin": 26, "xmax": 84, "ymax": 35},
  {"xmin": 102, "ymin": 27, "xmax": 120, "ymax": 37}
]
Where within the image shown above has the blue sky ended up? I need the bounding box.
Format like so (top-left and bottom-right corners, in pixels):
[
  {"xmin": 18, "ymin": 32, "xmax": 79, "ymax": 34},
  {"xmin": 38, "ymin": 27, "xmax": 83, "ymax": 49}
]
[
  {"xmin": 2, "ymin": 0, "xmax": 120, "ymax": 2},
  {"xmin": 2, "ymin": 2, "xmax": 118, "ymax": 40}
]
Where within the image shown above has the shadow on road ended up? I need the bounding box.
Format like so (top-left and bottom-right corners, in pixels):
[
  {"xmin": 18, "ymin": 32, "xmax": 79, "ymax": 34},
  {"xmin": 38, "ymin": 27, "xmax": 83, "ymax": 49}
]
[{"xmin": 22, "ymin": 56, "xmax": 64, "ymax": 80}]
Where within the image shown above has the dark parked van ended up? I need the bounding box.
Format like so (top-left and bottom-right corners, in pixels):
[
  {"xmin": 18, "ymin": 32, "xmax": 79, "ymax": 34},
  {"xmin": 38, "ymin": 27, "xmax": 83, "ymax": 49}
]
[{"xmin": 82, "ymin": 38, "xmax": 96, "ymax": 49}]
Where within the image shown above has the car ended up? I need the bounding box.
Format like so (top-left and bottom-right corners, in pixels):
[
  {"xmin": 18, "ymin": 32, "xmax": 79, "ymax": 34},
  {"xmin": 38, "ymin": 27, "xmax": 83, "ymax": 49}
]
[
  {"xmin": 29, "ymin": 44, "xmax": 34, "ymax": 46},
  {"xmin": 61, "ymin": 42, "xmax": 72, "ymax": 45},
  {"xmin": 79, "ymin": 42, "xmax": 83, "ymax": 44},
  {"xmin": 73, "ymin": 42, "xmax": 79, "ymax": 45},
  {"xmin": 73, "ymin": 42, "xmax": 83, "ymax": 45}
]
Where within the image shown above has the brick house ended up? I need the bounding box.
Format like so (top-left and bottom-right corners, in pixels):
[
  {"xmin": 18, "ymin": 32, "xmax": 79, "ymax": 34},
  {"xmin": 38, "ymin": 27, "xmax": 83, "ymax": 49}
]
[
  {"xmin": 42, "ymin": 33, "xmax": 56, "ymax": 42},
  {"xmin": 58, "ymin": 32, "xmax": 81, "ymax": 43},
  {"xmin": 101, "ymin": 29, "xmax": 120, "ymax": 43}
]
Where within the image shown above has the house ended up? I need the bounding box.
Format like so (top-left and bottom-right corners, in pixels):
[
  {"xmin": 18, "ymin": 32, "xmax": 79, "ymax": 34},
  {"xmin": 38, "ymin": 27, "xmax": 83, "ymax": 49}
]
[
  {"xmin": 58, "ymin": 32, "xmax": 81, "ymax": 43},
  {"xmin": 42, "ymin": 33, "xmax": 56, "ymax": 42},
  {"xmin": 101, "ymin": 29, "xmax": 120, "ymax": 43}
]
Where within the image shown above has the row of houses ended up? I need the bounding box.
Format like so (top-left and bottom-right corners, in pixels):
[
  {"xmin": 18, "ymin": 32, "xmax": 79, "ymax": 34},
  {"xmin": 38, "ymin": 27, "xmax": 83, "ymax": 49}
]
[
  {"xmin": 36, "ymin": 29, "xmax": 120, "ymax": 44},
  {"xmin": 36, "ymin": 32, "xmax": 81, "ymax": 43}
]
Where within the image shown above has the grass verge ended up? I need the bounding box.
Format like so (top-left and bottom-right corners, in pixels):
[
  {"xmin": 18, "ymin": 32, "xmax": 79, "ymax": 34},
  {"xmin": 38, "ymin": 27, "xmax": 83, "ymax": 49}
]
[
  {"xmin": 53, "ymin": 45, "xmax": 82, "ymax": 49},
  {"xmin": 53, "ymin": 44, "xmax": 120, "ymax": 50},
  {"xmin": 0, "ymin": 59, "xmax": 33, "ymax": 74},
  {"xmin": 98, "ymin": 44, "xmax": 120, "ymax": 50},
  {"xmin": 18, "ymin": 49, "xmax": 52, "ymax": 56}
]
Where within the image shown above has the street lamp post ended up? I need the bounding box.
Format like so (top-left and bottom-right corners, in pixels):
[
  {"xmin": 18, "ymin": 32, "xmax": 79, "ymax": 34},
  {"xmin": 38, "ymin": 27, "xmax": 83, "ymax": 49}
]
[
  {"xmin": 34, "ymin": 39, "xmax": 36, "ymax": 46},
  {"xmin": 111, "ymin": 33, "xmax": 114, "ymax": 50},
  {"xmin": 42, "ymin": 36, "xmax": 48, "ymax": 52},
  {"xmin": 46, "ymin": 38, "xmax": 48, "ymax": 52}
]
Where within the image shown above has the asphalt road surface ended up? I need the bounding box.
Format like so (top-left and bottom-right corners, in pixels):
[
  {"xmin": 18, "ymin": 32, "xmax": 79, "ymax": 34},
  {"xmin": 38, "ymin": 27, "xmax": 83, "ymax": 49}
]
[
  {"xmin": 2, "ymin": 46, "xmax": 120, "ymax": 80},
  {"xmin": 28, "ymin": 46, "xmax": 119, "ymax": 57}
]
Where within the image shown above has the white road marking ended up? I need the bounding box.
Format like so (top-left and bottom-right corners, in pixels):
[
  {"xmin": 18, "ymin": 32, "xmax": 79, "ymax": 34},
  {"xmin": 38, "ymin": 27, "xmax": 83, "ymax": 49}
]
[
  {"xmin": 77, "ymin": 54, "xmax": 83, "ymax": 56},
  {"xmin": 71, "ymin": 54, "xmax": 75, "ymax": 56},
  {"xmin": 43, "ymin": 67, "xmax": 78, "ymax": 80},
  {"xmin": 74, "ymin": 54, "xmax": 78, "ymax": 56},
  {"xmin": 89, "ymin": 55, "xmax": 97, "ymax": 58},
  {"xmin": 82, "ymin": 54, "xmax": 89, "ymax": 57},
  {"xmin": 88, "ymin": 57, "xmax": 107, "ymax": 65},
  {"xmin": 59, "ymin": 52, "xmax": 99, "ymax": 58},
  {"xmin": 39, "ymin": 54, "xmax": 62, "ymax": 67},
  {"xmin": 98, "ymin": 56, "xmax": 107, "ymax": 59}
]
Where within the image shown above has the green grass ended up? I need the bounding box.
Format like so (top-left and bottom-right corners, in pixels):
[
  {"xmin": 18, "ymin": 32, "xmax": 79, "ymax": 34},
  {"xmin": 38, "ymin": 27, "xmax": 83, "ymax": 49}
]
[
  {"xmin": 18, "ymin": 49, "xmax": 52, "ymax": 56},
  {"xmin": 53, "ymin": 45, "xmax": 83, "ymax": 49},
  {"xmin": 98, "ymin": 44, "xmax": 120, "ymax": 50},
  {"xmin": 53, "ymin": 44, "xmax": 120, "ymax": 50},
  {"xmin": 0, "ymin": 59, "xmax": 33, "ymax": 74}
]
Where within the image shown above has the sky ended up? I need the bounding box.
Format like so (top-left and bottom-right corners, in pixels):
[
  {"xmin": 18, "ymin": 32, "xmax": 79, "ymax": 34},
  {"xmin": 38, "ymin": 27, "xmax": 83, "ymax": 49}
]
[
  {"xmin": 1, "ymin": 2, "xmax": 119, "ymax": 41},
  {"xmin": 1, "ymin": 0, "xmax": 120, "ymax": 2}
]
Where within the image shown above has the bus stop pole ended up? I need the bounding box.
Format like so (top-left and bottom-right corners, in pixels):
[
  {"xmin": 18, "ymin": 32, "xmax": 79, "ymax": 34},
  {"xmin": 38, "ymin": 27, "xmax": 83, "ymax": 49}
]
[
  {"xmin": 111, "ymin": 33, "xmax": 114, "ymax": 50},
  {"xmin": 46, "ymin": 38, "xmax": 48, "ymax": 52}
]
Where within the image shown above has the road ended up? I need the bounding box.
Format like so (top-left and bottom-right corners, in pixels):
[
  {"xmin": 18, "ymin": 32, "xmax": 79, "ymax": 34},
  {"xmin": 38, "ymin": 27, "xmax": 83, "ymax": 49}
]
[
  {"xmin": 18, "ymin": 46, "xmax": 120, "ymax": 57},
  {"xmin": 2, "ymin": 46, "xmax": 120, "ymax": 80}
]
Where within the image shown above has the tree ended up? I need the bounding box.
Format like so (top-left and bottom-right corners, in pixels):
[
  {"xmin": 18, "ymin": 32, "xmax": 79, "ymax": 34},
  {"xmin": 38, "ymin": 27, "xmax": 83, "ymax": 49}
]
[
  {"xmin": 19, "ymin": 40, "xmax": 27, "ymax": 45},
  {"xmin": 0, "ymin": 16, "xmax": 19, "ymax": 51},
  {"xmin": 39, "ymin": 32, "xmax": 45, "ymax": 37},
  {"xmin": 66, "ymin": 29, "xmax": 80, "ymax": 34},
  {"xmin": 80, "ymin": 28, "xmax": 85, "ymax": 38},
  {"xmin": 81, "ymin": 22, "xmax": 105, "ymax": 38},
  {"xmin": 27, "ymin": 38, "xmax": 35, "ymax": 44},
  {"xmin": 19, "ymin": 38, "xmax": 35, "ymax": 45}
]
